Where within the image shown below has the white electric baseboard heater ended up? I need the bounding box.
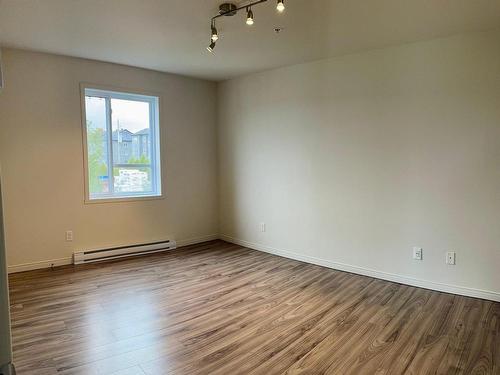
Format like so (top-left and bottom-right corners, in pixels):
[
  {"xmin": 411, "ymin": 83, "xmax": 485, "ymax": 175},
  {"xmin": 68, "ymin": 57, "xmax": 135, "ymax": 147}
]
[{"xmin": 73, "ymin": 240, "xmax": 176, "ymax": 265}]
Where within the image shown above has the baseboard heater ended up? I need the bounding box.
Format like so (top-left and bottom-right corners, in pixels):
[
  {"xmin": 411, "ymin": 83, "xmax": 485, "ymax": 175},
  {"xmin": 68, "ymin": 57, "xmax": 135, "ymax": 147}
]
[{"xmin": 73, "ymin": 240, "xmax": 177, "ymax": 265}]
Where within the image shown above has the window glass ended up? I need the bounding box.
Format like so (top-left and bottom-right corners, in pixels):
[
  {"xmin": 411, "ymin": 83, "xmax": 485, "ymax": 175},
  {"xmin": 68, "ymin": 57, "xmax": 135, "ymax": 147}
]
[{"xmin": 83, "ymin": 88, "xmax": 161, "ymax": 201}]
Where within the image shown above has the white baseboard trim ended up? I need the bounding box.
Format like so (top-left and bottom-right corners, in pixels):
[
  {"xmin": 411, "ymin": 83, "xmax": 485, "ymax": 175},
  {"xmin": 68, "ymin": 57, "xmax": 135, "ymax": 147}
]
[
  {"xmin": 8, "ymin": 234, "xmax": 220, "ymax": 274},
  {"xmin": 9, "ymin": 234, "xmax": 498, "ymax": 302},
  {"xmin": 176, "ymin": 234, "xmax": 219, "ymax": 247},
  {"xmin": 8, "ymin": 257, "xmax": 73, "ymax": 274},
  {"xmin": 220, "ymin": 234, "xmax": 500, "ymax": 302}
]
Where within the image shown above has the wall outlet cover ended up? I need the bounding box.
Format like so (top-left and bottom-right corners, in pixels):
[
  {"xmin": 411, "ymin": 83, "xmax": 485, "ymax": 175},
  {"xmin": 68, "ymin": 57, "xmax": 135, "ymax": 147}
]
[
  {"xmin": 413, "ymin": 247, "xmax": 423, "ymax": 260},
  {"xmin": 446, "ymin": 251, "xmax": 456, "ymax": 265}
]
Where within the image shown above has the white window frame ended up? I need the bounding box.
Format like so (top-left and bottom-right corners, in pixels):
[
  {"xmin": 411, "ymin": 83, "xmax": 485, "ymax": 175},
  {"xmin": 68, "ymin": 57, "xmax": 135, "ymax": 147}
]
[{"xmin": 80, "ymin": 84, "xmax": 162, "ymax": 203}]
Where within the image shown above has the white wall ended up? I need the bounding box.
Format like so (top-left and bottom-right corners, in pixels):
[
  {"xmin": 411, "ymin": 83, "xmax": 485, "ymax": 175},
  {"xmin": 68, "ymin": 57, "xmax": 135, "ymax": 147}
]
[
  {"xmin": 218, "ymin": 30, "xmax": 500, "ymax": 300},
  {"xmin": 0, "ymin": 49, "xmax": 218, "ymax": 270}
]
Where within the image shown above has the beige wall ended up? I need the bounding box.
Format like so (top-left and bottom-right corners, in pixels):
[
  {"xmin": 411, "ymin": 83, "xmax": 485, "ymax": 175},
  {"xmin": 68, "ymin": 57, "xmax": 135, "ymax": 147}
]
[
  {"xmin": 218, "ymin": 30, "xmax": 500, "ymax": 298},
  {"xmin": 0, "ymin": 49, "xmax": 218, "ymax": 269}
]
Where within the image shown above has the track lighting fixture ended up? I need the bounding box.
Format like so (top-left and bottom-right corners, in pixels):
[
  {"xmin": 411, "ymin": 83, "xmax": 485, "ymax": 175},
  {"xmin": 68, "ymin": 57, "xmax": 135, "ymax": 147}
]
[
  {"xmin": 276, "ymin": 0, "xmax": 285, "ymax": 12},
  {"xmin": 246, "ymin": 7, "xmax": 254, "ymax": 25},
  {"xmin": 207, "ymin": 1, "xmax": 288, "ymax": 52}
]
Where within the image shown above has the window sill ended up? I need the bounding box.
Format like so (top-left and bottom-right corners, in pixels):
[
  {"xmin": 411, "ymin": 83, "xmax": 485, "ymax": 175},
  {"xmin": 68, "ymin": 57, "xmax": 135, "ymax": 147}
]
[{"xmin": 84, "ymin": 194, "xmax": 164, "ymax": 205}]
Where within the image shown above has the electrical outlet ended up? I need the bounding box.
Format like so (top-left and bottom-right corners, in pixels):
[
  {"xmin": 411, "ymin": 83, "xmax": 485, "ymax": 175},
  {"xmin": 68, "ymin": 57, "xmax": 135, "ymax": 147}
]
[
  {"xmin": 260, "ymin": 222, "xmax": 266, "ymax": 232},
  {"xmin": 413, "ymin": 247, "xmax": 423, "ymax": 260},
  {"xmin": 65, "ymin": 230, "xmax": 73, "ymax": 242},
  {"xmin": 446, "ymin": 251, "xmax": 456, "ymax": 265}
]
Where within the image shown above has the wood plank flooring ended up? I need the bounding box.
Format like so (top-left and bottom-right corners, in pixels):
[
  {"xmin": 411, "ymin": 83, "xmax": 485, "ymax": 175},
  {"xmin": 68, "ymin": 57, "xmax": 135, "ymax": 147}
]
[{"xmin": 8, "ymin": 240, "xmax": 500, "ymax": 375}]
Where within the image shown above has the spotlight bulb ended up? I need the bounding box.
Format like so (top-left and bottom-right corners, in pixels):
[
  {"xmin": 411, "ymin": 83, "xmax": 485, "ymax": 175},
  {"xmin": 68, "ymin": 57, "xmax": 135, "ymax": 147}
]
[
  {"xmin": 246, "ymin": 8, "xmax": 254, "ymax": 25},
  {"xmin": 211, "ymin": 25, "xmax": 219, "ymax": 42},
  {"xmin": 277, "ymin": 0, "xmax": 285, "ymax": 12}
]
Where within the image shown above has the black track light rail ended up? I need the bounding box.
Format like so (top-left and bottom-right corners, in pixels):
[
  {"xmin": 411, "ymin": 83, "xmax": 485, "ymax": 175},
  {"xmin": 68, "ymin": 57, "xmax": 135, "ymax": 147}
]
[
  {"xmin": 207, "ymin": 0, "xmax": 285, "ymax": 52},
  {"xmin": 211, "ymin": 0, "xmax": 268, "ymax": 21}
]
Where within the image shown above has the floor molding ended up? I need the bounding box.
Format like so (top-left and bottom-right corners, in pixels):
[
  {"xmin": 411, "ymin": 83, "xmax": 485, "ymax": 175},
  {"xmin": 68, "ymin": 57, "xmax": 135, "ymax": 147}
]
[
  {"xmin": 176, "ymin": 234, "xmax": 219, "ymax": 247},
  {"xmin": 8, "ymin": 257, "xmax": 73, "ymax": 274},
  {"xmin": 220, "ymin": 234, "xmax": 500, "ymax": 302},
  {"xmin": 7, "ymin": 234, "xmax": 220, "ymax": 274}
]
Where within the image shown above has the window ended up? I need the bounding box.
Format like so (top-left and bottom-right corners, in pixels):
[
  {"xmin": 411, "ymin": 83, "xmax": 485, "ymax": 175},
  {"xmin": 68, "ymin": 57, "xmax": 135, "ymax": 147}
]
[{"xmin": 82, "ymin": 87, "xmax": 161, "ymax": 201}]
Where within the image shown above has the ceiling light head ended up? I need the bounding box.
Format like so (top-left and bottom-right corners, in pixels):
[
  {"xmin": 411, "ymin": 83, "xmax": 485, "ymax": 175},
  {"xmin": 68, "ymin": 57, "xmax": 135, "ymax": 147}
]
[
  {"xmin": 246, "ymin": 8, "xmax": 254, "ymax": 25},
  {"xmin": 276, "ymin": 0, "xmax": 285, "ymax": 12},
  {"xmin": 207, "ymin": 40, "xmax": 216, "ymax": 53},
  {"xmin": 211, "ymin": 24, "xmax": 219, "ymax": 42}
]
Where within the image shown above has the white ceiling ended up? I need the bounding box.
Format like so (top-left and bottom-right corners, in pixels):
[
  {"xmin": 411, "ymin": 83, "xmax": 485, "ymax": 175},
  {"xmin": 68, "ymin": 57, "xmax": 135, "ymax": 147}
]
[{"xmin": 1, "ymin": 0, "xmax": 499, "ymax": 81}]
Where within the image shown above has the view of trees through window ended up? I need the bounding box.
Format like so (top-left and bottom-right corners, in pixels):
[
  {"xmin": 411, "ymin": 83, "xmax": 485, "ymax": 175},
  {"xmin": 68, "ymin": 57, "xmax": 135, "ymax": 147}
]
[{"xmin": 84, "ymin": 89, "xmax": 161, "ymax": 199}]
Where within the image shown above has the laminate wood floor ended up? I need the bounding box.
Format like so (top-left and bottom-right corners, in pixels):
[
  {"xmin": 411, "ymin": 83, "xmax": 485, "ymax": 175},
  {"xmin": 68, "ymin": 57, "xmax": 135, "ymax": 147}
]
[{"xmin": 8, "ymin": 240, "xmax": 500, "ymax": 375}]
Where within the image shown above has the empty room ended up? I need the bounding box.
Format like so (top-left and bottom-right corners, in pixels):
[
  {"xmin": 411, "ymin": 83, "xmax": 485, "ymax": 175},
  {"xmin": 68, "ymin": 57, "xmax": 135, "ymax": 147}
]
[{"xmin": 0, "ymin": 1, "xmax": 499, "ymax": 374}]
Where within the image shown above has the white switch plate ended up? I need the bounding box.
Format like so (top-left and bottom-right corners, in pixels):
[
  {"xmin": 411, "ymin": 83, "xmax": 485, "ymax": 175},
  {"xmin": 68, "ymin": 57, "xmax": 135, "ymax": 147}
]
[
  {"xmin": 260, "ymin": 222, "xmax": 266, "ymax": 232},
  {"xmin": 413, "ymin": 247, "xmax": 423, "ymax": 260},
  {"xmin": 66, "ymin": 230, "xmax": 73, "ymax": 242},
  {"xmin": 446, "ymin": 251, "xmax": 456, "ymax": 265}
]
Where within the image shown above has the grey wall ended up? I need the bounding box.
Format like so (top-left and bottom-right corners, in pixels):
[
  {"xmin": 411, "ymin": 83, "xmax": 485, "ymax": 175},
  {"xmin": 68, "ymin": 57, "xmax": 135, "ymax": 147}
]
[{"xmin": 217, "ymin": 30, "xmax": 500, "ymax": 299}]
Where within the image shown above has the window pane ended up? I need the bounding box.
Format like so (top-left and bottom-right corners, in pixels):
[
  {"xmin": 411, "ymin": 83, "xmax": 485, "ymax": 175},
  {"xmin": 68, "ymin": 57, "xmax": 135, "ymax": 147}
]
[
  {"xmin": 110, "ymin": 98, "xmax": 153, "ymax": 194},
  {"xmin": 83, "ymin": 88, "xmax": 160, "ymax": 201},
  {"xmin": 85, "ymin": 96, "xmax": 110, "ymax": 195}
]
